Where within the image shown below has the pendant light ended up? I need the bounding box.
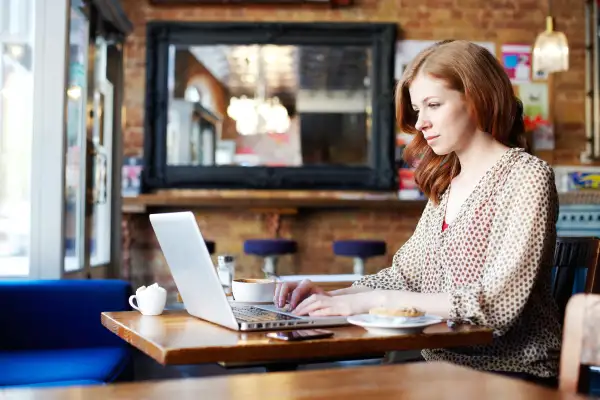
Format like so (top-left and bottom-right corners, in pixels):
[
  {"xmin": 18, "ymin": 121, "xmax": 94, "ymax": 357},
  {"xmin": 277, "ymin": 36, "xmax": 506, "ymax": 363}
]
[{"xmin": 532, "ymin": 0, "xmax": 569, "ymax": 73}]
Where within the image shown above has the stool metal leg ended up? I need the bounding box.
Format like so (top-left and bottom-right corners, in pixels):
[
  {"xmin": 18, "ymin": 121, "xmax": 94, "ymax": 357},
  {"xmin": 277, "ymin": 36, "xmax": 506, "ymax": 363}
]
[
  {"xmin": 352, "ymin": 257, "xmax": 365, "ymax": 275},
  {"xmin": 263, "ymin": 255, "xmax": 278, "ymax": 276}
]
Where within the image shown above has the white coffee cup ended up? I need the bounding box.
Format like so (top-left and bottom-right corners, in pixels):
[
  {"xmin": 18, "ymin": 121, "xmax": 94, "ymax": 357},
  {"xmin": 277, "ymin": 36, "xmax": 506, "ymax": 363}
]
[
  {"xmin": 231, "ymin": 278, "xmax": 276, "ymax": 303},
  {"xmin": 129, "ymin": 283, "xmax": 167, "ymax": 316}
]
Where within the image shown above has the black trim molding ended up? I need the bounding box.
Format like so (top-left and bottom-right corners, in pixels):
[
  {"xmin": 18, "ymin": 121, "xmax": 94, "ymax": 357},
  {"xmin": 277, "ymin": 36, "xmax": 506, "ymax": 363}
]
[
  {"xmin": 89, "ymin": 0, "xmax": 133, "ymax": 35},
  {"xmin": 144, "ymin": 22, "xmax": 397, "ymax": 192}
]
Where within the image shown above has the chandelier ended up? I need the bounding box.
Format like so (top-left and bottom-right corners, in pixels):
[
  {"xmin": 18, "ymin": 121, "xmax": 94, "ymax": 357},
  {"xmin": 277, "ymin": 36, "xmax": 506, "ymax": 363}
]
[
  {"xmin": 226, "ymin": 47, "xmax": 290, "ymax": 136},
  {"xmin": 227, "ymin": 95, "xmax": 290, "ymax": 136},
  {"xmin": 532, "ymin": 0, "xmax": 569, "ymax": 74}
]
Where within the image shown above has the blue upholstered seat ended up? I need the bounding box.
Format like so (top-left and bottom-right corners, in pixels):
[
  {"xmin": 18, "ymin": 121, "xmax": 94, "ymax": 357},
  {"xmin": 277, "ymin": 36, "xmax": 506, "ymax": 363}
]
[
  {"xmin": 244, "ymin": 239, "xmax": 297, "ymax": 256},
  {"xmin": 0, "ymin": 280, "xmax": 133, "ymax": 388},
  {"xmin": 333, "ymin": 240, "xmax": 387, "ymax": 258},
  {"xmin": 0, "ymin": 347, "xmax": 129, "ymax": 387}
]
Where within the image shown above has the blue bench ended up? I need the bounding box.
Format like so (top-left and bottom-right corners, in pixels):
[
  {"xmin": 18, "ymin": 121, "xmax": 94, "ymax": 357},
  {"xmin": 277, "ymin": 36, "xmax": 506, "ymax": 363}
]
[{"xmin": 0, "ymin": 279, "xmax": 133, "ymax": 388}]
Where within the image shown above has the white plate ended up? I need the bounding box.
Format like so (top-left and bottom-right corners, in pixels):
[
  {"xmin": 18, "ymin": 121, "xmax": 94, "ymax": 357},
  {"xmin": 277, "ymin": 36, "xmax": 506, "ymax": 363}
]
[{"xmin": 347, "ymin": 314, "xmax": 443, "ymax": 335}]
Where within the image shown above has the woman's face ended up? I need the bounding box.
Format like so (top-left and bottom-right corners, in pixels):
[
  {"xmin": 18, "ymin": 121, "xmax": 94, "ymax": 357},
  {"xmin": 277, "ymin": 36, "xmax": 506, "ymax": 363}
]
[{"xmin": 409, "ymin": 72, "xmax": 479, "ymax": 155}]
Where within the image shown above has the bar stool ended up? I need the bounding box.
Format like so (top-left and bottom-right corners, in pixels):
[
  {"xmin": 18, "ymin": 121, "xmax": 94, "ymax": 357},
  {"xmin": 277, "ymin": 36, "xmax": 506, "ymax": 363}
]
[
  {"xmin": 244, "ymin": 239, "xmax": 297, "ymax": 276},
  {"xmin": 333, "ymin": 240, "xmax": 387, "ymax": 275}
]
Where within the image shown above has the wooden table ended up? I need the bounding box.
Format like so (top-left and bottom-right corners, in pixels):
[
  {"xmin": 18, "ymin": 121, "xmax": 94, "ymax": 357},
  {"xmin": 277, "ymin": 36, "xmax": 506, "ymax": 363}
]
[
  {"xmin": 101, "ymin": 310, "xmax": 493, "ymax": 366},
  {"xmin": 0, "ymin": 362, "xmax": 584, "ymax": 399}
]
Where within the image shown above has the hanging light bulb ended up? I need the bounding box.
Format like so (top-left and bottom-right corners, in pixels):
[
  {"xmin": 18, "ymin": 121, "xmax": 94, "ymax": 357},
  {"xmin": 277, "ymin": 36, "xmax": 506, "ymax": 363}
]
[
  {"xmin": 226, "ymin": 46, "xmax": 290, "ymax": 136},
  {"xmin": 532, "ymin": 15, "xmax": 569, "ymax": 74}
]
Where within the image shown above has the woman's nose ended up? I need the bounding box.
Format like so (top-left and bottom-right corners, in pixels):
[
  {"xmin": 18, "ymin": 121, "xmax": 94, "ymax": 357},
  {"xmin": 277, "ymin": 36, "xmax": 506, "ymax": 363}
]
[{"xmin": 415, "ymin": 113, "xmax": 429, "ymax": 131}]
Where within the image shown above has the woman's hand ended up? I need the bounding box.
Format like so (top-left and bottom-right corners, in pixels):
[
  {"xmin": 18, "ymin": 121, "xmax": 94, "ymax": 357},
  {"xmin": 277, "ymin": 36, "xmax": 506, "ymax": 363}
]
[
  {"xmin": 290, "ymin": 289, "xmax": 453, "ymax": 319},
  {"xmin": 292, "ymin": 291, "xmax": 384, "ymax": 317},
  {"xmin": 273, "ymin": 279, "xmax": 328, "ymax": 309}
]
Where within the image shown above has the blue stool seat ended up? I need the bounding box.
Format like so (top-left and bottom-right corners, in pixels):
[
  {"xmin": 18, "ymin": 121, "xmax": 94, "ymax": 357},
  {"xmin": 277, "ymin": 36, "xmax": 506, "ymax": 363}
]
[
  {"xmin": 333, "ymin": 240, "xmax": 386, "ymax": 258},
  {"xmin": 244, "ymin": 239, "xmax": 297, "ymax": 256},
  {"xmin": 244, "ymin": 239, "xmax": 297, "ymax": 275},
  {"xmin": 205, "ymin": 240, "xmax": 215, "ymax": 255},
  {"xmin": 333, "ymin": 240, "xmax": 387, "ymax": 275}
]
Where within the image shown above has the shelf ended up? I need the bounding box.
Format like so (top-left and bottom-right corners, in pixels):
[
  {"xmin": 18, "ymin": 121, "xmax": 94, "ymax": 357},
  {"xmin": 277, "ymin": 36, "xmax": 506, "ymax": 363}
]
[
  {"xmin": 122, "ymin": 190, "xmax": 427, "ymax": 213},
  {"xmin": 559, "ymin": 191, "xmax": 600, "ymax": 205}
]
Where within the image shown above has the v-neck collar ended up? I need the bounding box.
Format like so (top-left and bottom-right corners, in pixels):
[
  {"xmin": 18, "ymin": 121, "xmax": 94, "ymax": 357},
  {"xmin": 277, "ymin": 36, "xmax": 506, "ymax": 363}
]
[{"xmin": 438, "ymin": 147, "xmax": 522, "ymax": 235}]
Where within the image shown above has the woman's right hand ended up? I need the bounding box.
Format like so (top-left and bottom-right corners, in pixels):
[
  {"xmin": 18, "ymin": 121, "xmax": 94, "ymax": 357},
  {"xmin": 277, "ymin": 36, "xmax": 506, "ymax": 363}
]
[{"xmin": 274, "ymin": 279, "xmax": 329, "ymax": 310}]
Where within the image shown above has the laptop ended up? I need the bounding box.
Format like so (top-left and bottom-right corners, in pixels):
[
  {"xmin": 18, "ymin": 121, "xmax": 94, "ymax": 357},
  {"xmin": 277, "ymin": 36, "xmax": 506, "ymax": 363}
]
[{"xmin": 149, "ymin": 211, "xmax": 349, "ymax": 331}]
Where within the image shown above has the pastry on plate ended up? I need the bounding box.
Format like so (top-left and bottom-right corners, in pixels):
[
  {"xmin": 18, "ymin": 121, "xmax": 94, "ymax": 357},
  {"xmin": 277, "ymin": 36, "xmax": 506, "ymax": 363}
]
[{"xmin": 369, "ymin": 306, "xmax": 425, "ymax": 318}]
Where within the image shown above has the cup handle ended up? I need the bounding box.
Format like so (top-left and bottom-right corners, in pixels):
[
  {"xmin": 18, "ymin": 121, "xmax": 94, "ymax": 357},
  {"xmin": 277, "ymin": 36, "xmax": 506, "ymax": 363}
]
[{"xmin": 129, "ymin": 295, "xmax": 140, "ymax": 312}]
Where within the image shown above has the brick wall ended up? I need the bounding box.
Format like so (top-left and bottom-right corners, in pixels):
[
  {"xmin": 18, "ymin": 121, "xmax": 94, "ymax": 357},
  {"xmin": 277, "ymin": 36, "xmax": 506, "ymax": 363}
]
[
  {"xmin": 119, "ymin": 0, "xmax": 586, "ymax": 292},
  {"xmin": 125, "ymin": 206, "xmax": 423, "ymax": 297}
]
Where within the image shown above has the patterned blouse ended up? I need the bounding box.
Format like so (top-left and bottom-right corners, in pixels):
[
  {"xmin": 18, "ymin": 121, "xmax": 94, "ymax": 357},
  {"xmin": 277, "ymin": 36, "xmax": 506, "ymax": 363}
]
[{"xmin": 353, "ymin": 147, "xmax": 562, "ymax": 377}]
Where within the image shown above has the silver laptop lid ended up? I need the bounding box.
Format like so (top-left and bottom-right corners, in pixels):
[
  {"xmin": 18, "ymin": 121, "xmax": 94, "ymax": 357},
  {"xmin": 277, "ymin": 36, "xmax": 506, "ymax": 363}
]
[{"xmin": 149, "ymin": 211, "xmax": 239, "ymax": 330}]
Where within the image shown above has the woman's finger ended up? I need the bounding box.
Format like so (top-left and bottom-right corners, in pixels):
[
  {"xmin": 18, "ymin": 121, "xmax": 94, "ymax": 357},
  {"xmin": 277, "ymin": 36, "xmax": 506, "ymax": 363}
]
[
  {"xmin": 292, "ymin": 293, "xmax": 317, "ymax": 315},
  {"xmin": 293, "ymin": 295, "xmax": 328, "ymax": 316},
  {"xmin": 289, "ymin": 280, "xmax": 315, "ymax": 309},
  {"xmin": 309, "ymin": 307, "xmax": 336, "ymax": 317},
  {"xmin": 273, "ymin": 282, "xmax": 282, "ymax": 304},
  {"xmin": 276, "ymin": 282, "xmax": 295, "ymax": 308}
]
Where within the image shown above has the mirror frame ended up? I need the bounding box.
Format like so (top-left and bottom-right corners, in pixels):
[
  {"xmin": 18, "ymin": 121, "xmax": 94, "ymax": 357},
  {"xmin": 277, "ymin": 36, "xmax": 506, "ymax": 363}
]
[{"xmin": 143, "ymin": 21, "xmax": 397, "ymax": 191}]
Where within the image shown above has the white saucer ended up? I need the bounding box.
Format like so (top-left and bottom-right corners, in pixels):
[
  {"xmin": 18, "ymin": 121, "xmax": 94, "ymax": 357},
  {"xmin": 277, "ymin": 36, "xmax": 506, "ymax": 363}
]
[{"xmin": 347, "ymin": 314, "xmax": 443, "ymax": 335}]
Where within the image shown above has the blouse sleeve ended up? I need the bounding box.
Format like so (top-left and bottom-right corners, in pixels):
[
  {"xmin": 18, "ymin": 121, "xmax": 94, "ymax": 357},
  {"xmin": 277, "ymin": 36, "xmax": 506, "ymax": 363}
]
[
  {"xmin": 448, "ymin": 160, "xmax": 558, "ymax": 336},
  {"xmin": 352, "ymin": 201, "xmax": 433, "ymax": 291}
]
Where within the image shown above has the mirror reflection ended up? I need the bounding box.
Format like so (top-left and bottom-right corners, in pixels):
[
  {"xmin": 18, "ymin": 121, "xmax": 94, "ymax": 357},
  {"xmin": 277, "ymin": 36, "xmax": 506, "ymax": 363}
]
[{"xmin": 166, "ymin": 44, "xmax": 373, "ymax": 167}]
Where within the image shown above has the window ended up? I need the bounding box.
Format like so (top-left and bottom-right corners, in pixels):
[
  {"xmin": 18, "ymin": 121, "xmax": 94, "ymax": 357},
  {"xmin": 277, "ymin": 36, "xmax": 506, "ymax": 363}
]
[
  {"xmin": 0, "ymin": 0, "xmax": 34, "ymax": 277},
  {"xmin": 64, "ymin": 2, "xmax": 88, "ymax": 272}
]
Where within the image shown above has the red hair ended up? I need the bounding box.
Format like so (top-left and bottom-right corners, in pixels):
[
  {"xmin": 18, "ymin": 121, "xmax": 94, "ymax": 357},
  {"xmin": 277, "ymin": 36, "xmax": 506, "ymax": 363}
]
[{"xmin": 397, "ymin": 40, "xmax": 526, "ymax": 204}]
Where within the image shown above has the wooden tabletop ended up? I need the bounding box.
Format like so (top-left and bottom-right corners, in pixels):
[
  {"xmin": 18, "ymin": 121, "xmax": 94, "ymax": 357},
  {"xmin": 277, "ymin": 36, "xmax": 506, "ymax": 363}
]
[
  {"xmin": 101, "ymin": 310, "xmax": 493, "ymax": 365},
  {"xmin": 0, "ymin": 362, "xmax": 584, "ymax": 399}
]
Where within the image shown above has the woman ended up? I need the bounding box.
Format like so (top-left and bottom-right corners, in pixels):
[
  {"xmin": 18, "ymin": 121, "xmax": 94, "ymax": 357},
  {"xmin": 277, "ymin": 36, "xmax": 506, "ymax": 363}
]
[{"xmin": 275, "ymin": 40, "xmax": 562, "ymax": 386}]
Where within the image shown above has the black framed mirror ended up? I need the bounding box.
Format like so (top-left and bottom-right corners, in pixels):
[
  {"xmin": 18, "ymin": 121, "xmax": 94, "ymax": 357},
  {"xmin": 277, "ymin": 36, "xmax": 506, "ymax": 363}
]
[{"xmin": 144, "ymin": 22, "xmax": 397, "ymax": 191}]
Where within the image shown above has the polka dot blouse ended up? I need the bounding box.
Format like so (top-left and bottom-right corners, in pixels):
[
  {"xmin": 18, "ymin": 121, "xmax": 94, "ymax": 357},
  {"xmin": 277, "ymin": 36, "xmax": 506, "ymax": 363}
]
[{"xmin": 353, "ymin": 148, "xmax": 562, "ymax": 377}]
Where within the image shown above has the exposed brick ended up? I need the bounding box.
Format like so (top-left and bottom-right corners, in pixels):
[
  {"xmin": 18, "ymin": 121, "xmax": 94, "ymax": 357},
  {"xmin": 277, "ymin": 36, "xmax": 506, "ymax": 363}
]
[{"xmin": 119, "ymin": 0, "xmax": 587, "ymax": 291}]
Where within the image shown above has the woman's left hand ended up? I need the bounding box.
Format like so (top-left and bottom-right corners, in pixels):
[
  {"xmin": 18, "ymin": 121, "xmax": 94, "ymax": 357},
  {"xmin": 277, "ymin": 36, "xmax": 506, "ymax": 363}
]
[{"xmin": 292, "ymin": 291, "xmax": 383, "ymax": 317}]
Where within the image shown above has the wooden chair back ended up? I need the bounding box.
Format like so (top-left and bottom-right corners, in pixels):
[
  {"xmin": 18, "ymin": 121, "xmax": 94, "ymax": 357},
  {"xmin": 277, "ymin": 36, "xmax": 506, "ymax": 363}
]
[
  {"xmin": 553, "ymin": 237, "xmax": 600, "ymax": 322},
  {"xmin": 559, "ymin": 293, "xmax": 600, "ymax": 394}
]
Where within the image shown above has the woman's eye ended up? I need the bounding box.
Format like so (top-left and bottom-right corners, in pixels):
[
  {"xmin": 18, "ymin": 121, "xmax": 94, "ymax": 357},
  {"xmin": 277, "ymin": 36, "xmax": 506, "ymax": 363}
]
[{"xmin": 428, "ymin": 103, "xmax": 440, "ymax": 109}]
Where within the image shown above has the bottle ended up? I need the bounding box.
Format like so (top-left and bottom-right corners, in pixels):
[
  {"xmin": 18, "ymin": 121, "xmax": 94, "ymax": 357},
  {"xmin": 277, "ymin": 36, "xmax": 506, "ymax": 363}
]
[{"xmin": 217, "ymin": 254, "xmax": 235, "ymax": 294}]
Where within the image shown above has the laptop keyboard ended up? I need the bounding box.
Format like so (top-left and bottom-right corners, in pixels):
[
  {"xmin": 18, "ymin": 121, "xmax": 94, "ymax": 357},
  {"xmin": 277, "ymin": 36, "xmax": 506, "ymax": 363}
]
[{"xmin": 232, "ymin": 305, "xmax": 300, "ymax": 322}]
